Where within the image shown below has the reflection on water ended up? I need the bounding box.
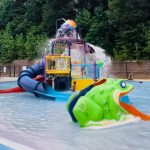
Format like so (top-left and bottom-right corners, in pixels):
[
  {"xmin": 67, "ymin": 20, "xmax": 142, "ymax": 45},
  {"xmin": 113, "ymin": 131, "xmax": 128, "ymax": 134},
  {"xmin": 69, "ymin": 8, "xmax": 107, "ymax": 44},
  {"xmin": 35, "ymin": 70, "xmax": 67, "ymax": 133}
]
[{"xmin": 0, "ymin": 81, "xmax": 150, "ymax": 150}]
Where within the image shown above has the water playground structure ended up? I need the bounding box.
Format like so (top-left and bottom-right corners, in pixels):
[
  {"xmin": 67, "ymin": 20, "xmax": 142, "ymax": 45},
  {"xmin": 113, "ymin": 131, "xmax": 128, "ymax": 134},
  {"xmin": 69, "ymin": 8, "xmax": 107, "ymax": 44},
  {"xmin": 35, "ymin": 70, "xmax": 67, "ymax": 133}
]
[
  {"xmin": 1, "ymin": 19, "xmax": 102, "ymax": 96},
  {"xmin": 0, "ymin": 19, "xmax": 150, "ymax": 127}
]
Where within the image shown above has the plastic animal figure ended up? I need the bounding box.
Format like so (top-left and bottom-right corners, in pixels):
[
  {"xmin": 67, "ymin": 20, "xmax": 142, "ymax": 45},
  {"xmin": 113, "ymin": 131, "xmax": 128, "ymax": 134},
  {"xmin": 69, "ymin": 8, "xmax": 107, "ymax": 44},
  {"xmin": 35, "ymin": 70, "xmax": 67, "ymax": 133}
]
[{"xmin": 66, "ymin": 78, "xmax": 134, "ymax": 127}]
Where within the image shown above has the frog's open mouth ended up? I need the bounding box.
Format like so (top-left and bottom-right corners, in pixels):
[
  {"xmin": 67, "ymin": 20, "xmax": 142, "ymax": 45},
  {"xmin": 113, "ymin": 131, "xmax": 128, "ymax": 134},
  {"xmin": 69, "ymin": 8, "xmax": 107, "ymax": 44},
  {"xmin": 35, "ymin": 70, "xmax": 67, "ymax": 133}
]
[{"xmin": 113, "ymin": 84, "xmax": 134, "ymax": 107}]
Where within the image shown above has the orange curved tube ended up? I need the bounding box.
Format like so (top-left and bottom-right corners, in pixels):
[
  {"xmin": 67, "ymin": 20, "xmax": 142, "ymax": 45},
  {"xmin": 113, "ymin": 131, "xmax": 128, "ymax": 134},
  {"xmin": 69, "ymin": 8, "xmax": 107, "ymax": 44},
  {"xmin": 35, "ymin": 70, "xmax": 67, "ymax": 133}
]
[{"xmin": 120, "ymin": 101, "xmax": 150, "ymax": 121}]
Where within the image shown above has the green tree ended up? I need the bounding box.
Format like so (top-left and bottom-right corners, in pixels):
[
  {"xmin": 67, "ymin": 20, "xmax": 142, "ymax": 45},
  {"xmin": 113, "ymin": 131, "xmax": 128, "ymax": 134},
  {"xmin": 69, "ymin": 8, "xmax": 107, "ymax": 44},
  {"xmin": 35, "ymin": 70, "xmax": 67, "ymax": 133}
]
[
  {"xmin": 0, "ymin": 0, "xmax": 14, "ymax": 29},
  {"xmin": 86, "ymin": 7, "xmax": 112, "ymax": 54},
  {"xmin": 75, "ymin": 0, "xmax": 108, "ymax": 15},
  {"xmin": 143, "ymin": 28, "xmax": 150, "ymax": 59},
  {"xmin": 24, "ymin": 26, "xmax": 47, "ymax": 60},
  {"xmin": 0, "ymin": 0, "xmax": 150, "ymax": 61},
  {"xmin": 0, "ymin": 24, "xmax": 15, "ymax": 62},
  {"xmin": 76, "ymin": 9, "xmax": 92, "ymax": 38},
  {"xmin": 107, "ymin": 0, "xmax": 150, "ymax": 60},
  {"xmin": 15, "ymin": 34, "xmax": 26, "ymax": 59}
]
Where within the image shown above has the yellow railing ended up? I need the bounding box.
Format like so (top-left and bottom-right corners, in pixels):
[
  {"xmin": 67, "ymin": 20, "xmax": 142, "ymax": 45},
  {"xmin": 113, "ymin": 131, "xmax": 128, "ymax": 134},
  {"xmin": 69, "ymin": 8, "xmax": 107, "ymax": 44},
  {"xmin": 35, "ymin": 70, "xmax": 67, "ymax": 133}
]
[{"xmin": 45, "ymin": 55, "xmax": 71, "ymax": 75}]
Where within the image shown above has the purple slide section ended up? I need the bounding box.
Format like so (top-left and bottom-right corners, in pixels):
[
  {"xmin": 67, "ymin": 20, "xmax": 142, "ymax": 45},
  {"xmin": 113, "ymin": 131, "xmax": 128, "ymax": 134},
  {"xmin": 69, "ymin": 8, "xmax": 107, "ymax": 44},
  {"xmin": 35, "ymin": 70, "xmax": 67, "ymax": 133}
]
[
  {"xmin": 17, "ymin": 61, "xmax": 72, "ymax": 101},
  {"xmin": 17, "ymin": 61, "xmax": 45, "ymax": 95}
]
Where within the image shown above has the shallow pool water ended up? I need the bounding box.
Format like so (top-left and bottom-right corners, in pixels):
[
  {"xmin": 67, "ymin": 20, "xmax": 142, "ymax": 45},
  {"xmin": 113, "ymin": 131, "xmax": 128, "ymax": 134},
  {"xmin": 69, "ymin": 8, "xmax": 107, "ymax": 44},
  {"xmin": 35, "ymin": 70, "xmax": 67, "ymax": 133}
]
[{"xmin": 0, "ymin": 81, "xmax": 150, "ymax": 150}]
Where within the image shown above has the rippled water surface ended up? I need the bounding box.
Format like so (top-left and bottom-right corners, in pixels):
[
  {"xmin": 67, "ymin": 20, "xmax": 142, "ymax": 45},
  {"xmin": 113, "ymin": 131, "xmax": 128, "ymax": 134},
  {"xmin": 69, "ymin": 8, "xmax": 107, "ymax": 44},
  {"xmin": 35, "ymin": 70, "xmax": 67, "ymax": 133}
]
[{"xmin": 0, "ymin": 81, "xmax": 150, "ymax": 150}]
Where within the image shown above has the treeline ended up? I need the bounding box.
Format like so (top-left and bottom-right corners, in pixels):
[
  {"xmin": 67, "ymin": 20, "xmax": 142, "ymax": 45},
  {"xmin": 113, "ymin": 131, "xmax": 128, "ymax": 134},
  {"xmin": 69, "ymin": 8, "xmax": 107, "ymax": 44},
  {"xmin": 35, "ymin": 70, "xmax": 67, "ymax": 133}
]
[{"xmin": 0, "ymin": 0, "xmax": 150, "ymax": 62}]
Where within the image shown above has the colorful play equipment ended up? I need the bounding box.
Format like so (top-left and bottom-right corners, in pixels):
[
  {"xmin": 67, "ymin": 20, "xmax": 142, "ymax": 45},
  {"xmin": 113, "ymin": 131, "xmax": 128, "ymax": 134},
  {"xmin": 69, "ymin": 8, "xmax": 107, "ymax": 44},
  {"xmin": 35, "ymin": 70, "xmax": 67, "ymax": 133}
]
[
  {"xmin": 0, "ymin": 19, "xmax": 150, "ymax": 127},
  {"xmin": 42, "ymin": 19, "xmax": 100, "ymax": 92},
  {"xmin": 0, "ymin": 19, "xmax": 100, "ymax": 97},
  {"xmin": 66, "ymin": 78, "xmax": 150, "ymax": 127}
]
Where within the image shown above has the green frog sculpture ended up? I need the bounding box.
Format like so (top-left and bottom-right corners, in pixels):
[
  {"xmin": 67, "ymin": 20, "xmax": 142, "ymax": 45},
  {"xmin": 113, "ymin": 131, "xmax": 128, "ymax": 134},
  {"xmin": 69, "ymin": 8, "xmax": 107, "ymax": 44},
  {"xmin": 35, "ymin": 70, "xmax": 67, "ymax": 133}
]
[{"xmin": 66, "ymin": 78, "xmax": 150, "ymax": 127}]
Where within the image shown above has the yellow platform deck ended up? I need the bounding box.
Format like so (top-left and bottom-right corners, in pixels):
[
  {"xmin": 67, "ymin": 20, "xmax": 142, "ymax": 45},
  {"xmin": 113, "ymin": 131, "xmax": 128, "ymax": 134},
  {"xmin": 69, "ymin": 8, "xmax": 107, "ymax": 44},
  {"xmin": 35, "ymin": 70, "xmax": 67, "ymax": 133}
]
[{"xmin": 71, "ymin": 79, "xmax": 94, "ymax": 91}]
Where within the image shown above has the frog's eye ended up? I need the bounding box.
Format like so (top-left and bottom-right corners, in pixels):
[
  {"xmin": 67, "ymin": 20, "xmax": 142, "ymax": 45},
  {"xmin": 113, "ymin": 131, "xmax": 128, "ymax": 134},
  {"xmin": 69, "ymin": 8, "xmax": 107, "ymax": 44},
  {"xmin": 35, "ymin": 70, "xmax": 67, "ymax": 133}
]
[{"xmin": 120, "ymin": 81, "xmax": 126, "ymax": 88}]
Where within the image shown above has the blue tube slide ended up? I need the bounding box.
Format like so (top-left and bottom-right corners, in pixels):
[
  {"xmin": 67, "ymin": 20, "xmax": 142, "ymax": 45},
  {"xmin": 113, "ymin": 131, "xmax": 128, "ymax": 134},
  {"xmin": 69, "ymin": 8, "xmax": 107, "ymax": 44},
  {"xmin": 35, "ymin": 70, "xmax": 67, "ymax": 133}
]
[
  {"xmin": 17, "ymin": 61, "xmax": 71, "ymax": 101},
  {"xmin": 18, "ymin": 61, "xmax": 45, "ymax": 94}
]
